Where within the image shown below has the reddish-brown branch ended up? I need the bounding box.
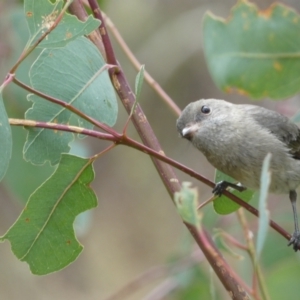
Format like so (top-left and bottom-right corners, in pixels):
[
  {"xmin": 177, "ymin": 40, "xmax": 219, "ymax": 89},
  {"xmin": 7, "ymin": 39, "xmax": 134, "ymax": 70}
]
[
  {"xmin": 194, "ymin": 226, "xmax": 253, "ymax": 297},
  {"xmin": 12, "ymin": 76, "xmax": 118, "ymax": 136},
  {"xmin": 101, "ymin": 12, "xmax": 181, "ymax": 117},
  {"xmin": 88, "ymin": 0, "xmax": 117, "ymax": 65},
  {"xmin": 70, "ymin": 2, "xmax": 285, "ymax": 297},
  {"xmin": 68, "ymin": 0, "xmax": 106, "ymax": 59},
  {"xmin": 10, "ymin": 118, "xmax": 291, "ymax": 243}
]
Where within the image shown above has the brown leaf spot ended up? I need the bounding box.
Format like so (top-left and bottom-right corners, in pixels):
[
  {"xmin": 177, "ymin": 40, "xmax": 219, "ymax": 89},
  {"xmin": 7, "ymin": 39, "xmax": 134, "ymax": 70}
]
[
  {"xmin": 66, "ymin": 31, "xmax": 73, "ymax": 39},
  {"xmin": 66, "ymin": 240, "xmax": 71, "ymax": 245},
  {"xmin": 258, "ymin": 7, "xmax": 273, "ymax": 19},
  {"xmin": 26, "ymin": 11, "xmax": 33, "ymax": 17},
  {"xmin": 25, "ymin": 218, "xmax": 30, "ymax": 223},
  {"xmin": 273, "ymin": 61, "xmax": 282, "ymax": 71},
  {"xmin": 224, "ymin": 86, "xmax": 249, "ymax": 96}
]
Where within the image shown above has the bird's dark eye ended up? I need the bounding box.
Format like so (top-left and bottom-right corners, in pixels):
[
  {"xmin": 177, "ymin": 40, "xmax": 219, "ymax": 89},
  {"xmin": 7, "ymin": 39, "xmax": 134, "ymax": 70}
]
[{"xmin": 201, "ymin": 105, "xmax": 211, "ymax": 114}]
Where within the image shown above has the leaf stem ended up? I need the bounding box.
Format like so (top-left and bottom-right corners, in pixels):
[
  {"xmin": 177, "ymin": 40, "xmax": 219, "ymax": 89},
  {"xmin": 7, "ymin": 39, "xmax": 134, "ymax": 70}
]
[
  {"xmin": 197, "ymin": 194, "xmax": 216, "ymax": 210},
  {"xmin": 92, "ymin": 144, "xmax": 117, "ymax": 161}
]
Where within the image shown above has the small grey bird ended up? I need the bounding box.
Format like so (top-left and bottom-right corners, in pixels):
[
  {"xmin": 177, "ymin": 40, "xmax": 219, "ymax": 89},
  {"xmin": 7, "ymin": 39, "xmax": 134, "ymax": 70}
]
[{"xmin": 176, "ymin": 99, "xmax": 300, "ymax": 251}]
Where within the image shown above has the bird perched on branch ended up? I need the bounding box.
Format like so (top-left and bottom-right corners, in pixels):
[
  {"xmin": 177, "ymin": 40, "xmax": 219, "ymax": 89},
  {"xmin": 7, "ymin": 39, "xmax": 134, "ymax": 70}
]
[{"xmin": 176, "ymin": 99, "xmax": 300, "ymax": 251}]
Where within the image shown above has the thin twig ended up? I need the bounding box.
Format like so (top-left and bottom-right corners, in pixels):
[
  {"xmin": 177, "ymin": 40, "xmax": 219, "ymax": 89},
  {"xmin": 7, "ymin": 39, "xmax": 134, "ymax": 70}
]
[
  {"xmin": 214, "ymin": 229, "xmax": 248, "ymax": 252},
  {"xmin": 102, "ymin": 12, "xmax": 181, "ymax": 117},
  {"xmin": 9, "ymin": 118, "xmax": 292, "ymax": 245},
  {"xmin": 91, "ymin": 143, "xmax": 117, "ymax": 161},
  {"xmin": 197, "ymin": 194, "xmax": 216, "ymax": 210},
  {"xmin": 237, "ymin": 209, "xmax": 270, "ymax": 300},
  {"xmin": 49, "ymin": 3, "xmax": 294, "ymax": 297},
  {"xmin": 195, "ymin": 225, "xmax": 252, "ymax": 297},
  {"xmin": 87, "ymin": 0, "xmax": 117, "ymax": 65},
  {"xmin": 12, "ymin": 75, "xmax": 118, "ymax": 136},
  {"xmin": 9, "ymin": 118, "xmax": 116, "ymax": 141}
]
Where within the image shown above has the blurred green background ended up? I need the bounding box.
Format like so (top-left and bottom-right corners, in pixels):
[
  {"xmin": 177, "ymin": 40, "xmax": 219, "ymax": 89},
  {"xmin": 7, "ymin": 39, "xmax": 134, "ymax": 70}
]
[{"xmin": 1, "ymin": 0, "xmax": 300, "ymax": 299}]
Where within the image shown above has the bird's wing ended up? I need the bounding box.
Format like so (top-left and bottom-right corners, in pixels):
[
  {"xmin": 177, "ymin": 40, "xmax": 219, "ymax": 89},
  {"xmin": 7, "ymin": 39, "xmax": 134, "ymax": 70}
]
[{"xmin": 241, "ymin": 105, "xmax": 300, "ymax": 159}]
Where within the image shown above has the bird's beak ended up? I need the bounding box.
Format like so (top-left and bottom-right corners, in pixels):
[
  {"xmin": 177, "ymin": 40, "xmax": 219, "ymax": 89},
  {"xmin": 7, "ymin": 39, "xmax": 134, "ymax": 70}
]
[
  {"xmin": 182, "ymin": 127, "xmax": 192, "ymax": 136},
  {"xmin": 181, "ymin": 123, "xmax": 198, "ymax": 140}
]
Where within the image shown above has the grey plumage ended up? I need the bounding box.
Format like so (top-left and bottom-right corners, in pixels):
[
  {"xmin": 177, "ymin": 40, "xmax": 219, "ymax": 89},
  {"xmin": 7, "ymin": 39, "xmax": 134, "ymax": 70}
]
[{"xmin": 177, "ymin": 98, "xmax": 300, "ymax": 251}]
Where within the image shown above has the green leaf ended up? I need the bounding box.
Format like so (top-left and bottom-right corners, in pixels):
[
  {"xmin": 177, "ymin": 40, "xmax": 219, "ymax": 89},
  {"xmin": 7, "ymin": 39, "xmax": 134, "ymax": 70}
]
[
  {"xmin": 24, "ymin": 36, "xmax": 118, "ymax": 165},
  {"xmin": 213, "ymin": 170, "xmax": 255, "ymax": 215},
  {"xmin": 127, "ymin": 65, "xmax": 145, "ymax": 119},
  {"xmin": 1, "ymin": 154, "xmax": 97, "ymax": 275},
  {"xmin": 0, "ymin": 91, "xmax": 12, "ymax": 181},
  {"xmin": 24, "ymin": 0, "xmax": 100, "ymax": 48},
  {"xmin": 135, "ymin": 65, "xmax": 145, "ymax": 100},
  {"xmin": 174, "ymin": 182, "xmax": 201, "ymax": 228},
  {"xmin": 256, "ymin": 153, "xmax": 271, "ymax": 257},
  {"xmin": 203, "ymin": 1, "xmax": 300, "ymax": 99},
  {"xmin": 4, "ymin": 127, "xmax": 54, "ymax": 203}
]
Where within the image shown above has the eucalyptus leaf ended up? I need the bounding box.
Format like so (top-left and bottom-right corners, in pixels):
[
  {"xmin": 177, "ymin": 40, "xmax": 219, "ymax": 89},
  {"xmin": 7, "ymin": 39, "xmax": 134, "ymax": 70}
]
[
  {"xmin": 174, "ymin": 182, "xmax": 201, "ymax": 228},
  {"xmin": 213, "ymin": 170, "xmax": 255, "ymax": 215},
  {"xmin": 25, "ymin": 37, "xmax": 118, "ymax": 165},
  {"xmin": 203, "ymin": 1, "xmax": 300, "ymax": 99},
  {"xmin": 24, "ymin": 0, "xmax": 100, "ymax": 48},
  {"xmin": 135, "ymin": 65, "xmax": 145, "ymax": 100},
  {"xmin": 1, "ymin": 154, "xmax": 97, "ymax": 275},
  {"xmin": 0, "ymin": 91, "xmax": 12, "ymax": 181}
]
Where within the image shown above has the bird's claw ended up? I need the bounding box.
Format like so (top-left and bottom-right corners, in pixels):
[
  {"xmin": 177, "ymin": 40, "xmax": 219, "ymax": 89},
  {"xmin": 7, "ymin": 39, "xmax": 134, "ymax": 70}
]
[
  {"xmin": 212, "ymin": 181, "xmax": 246, "ymax": 196},
  {"xmin": 212, "ymin": 181, "xmax": 227, "ymax": 196},
  {"xmin": 288, "ymin": 231, "xmax": 300, "ymax": 252}
]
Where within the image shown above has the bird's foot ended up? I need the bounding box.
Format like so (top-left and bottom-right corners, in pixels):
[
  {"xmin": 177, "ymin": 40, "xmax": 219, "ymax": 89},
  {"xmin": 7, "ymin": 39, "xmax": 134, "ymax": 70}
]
[
  {"xmin": 212, "ymin": 181, "xmax": 229, "ymax": 196},
  {"xmin": 212, "ymin": 181, "xmax": 246, "ymax": 197},
  {"xmin": 288, "ymin": 231, "xmax": 300, "ymax": 252}
]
